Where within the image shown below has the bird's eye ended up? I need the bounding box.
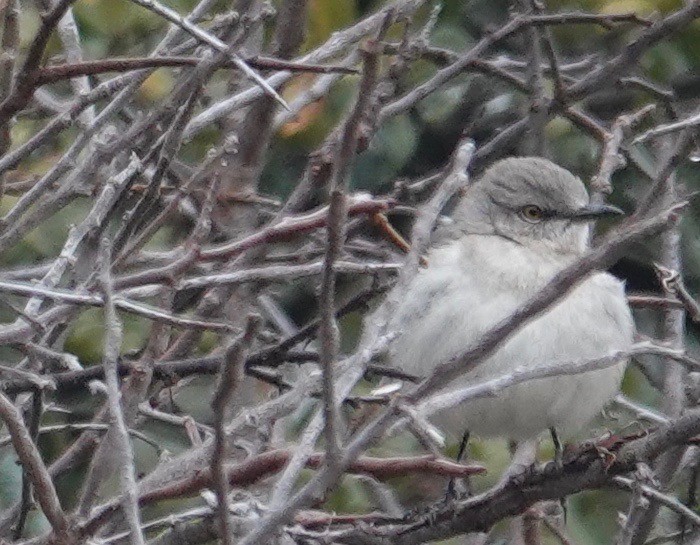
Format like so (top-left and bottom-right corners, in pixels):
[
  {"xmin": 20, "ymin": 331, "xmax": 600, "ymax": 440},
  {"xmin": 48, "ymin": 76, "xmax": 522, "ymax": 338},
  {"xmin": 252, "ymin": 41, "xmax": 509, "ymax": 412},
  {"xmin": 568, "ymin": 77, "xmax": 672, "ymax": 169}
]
[{"xmin": 520, "ymin": 205, "xmax": 544, "ymax": 223}]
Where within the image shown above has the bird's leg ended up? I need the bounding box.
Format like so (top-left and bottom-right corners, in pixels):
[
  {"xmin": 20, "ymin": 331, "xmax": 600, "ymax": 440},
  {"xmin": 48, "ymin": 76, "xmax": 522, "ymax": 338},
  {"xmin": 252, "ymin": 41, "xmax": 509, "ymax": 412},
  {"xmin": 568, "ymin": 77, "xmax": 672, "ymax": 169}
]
[
  {"xmin": 456, "ymin": 430, "xmax": 471, "ymax": 463},
  {"xmin": 508, "ymin": 439, "xmax": 518, "ymax": 456},
  {"xmin": 550, "ymin": 427, "xmax": 563, "ymax": 470},
  {"xmin": 446, "ymin": 431, "xmax": 471, "ymax": 499},
  {"xmin": 549, "ymin": 427, "xmax": 568, "ymax": 523}
]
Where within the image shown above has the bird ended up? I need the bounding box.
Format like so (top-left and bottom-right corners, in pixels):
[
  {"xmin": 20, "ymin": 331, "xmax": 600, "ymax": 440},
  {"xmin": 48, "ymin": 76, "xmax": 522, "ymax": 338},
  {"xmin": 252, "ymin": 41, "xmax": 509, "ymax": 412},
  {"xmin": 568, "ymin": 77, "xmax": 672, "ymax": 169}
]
[{"xmin": 380, "ymin": 156, "xmax": 635, "ymax": 447}]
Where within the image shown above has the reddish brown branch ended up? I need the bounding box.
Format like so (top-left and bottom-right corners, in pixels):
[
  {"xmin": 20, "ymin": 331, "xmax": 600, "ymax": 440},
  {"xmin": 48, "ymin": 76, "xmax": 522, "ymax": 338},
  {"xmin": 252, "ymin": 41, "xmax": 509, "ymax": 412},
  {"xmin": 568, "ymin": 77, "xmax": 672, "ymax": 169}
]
[
  {"xmin": 199, "ymin": 196, "xmax": 395, "ymax": 262},
  {"xmin": 0, "ymin": 0, "xmax": 76, "ymax": 125},
  {"xmin": 627, "ymin": 295, "xmax": 683, "ymax": 310},
  {"xmin": 35, "ymin": 56, "xmax": 357, "ymax": 86},
  {"xmin": 142, "ymin": 451, "xmax": 485, "ymax": 504},
  {"xmin": 296, "ymin": 413, "xmax": 700, "ymax": 544},
  {"xmin": 152, "ymin": 452, "xmax": 482, "ymax": 506},
  {"xmin": 81, "ymin": 452, "xmax": 485, "ymax": 535}
]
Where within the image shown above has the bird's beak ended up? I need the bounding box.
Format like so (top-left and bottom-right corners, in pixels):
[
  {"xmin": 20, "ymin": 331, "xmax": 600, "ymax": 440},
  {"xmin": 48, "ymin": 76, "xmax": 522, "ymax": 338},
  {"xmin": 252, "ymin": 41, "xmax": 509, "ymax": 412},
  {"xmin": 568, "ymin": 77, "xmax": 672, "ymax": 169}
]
[{"xmin": 565, "ymin": 203, "xmax": 625, "ymax": 222}]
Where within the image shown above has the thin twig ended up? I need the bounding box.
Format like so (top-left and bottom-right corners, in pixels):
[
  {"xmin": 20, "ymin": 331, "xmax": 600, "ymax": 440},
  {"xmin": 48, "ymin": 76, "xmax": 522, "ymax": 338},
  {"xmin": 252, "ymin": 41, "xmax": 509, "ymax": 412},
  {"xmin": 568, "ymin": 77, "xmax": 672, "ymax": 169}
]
[
  {"xmin": 613, "ymin": 476, "xmax": 700, "ymax": 527},
  {"xmin": 654, "ymin": 264, "xmax": 700, "ymax": 323},
  {"xmin": 35, "ymin": 56, "xmax": 357, "ymax": 85},
  {"xmin": 319, "ymin": 41, "xmax": 382, "ymax": 467},
  {"xmin": 98, "ymin": 237, "xmax": 145, "ymax": 545},
  {"xmin": 0, "ymin": 392, "xmax": 70, "ymax": 540},
  {"xmin": 125, "ymin": 0, "xmax": 289, "ymax": 109},
  {"xmin": 0, "ymin": 279, "xmax": 236, "ymax": 331},
  {"xmin": 210, "ymin": 316, "xmax": 259, "ymax": 545},
  {"xmin": 633, "ymin": 110, "xmax": 700, "ymax": 144},
  {"xmin": 590, "ymin": 104, "xmax": 656, "ymax": 201},
  {"xmin": 0, "ymin": 0, "xmax": 77, "ymax": 125}
]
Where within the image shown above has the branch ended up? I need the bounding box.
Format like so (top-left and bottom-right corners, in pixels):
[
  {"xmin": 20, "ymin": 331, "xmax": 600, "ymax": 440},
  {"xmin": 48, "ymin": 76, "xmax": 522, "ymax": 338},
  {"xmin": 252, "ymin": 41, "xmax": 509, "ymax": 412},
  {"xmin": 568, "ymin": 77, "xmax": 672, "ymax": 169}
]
[
  {"xmin": 590, "ymin": 104, "xmax": 656, "ymax": 201},
  {"xmin": 210, "ymin": 317, "xmax": 259, "ymax": 545},
  {"xmin": 654, "ymin": 264, "xmax": 700, "ymax": 323},
  {"xmin": 0, "ymin": 0, "xmax": 77, "ymax": 125},
  {"xmin": 380, "ymin": 11, "xmax": 650, "ymax": 121},
  {"xmin": 97, "ymin": 237, "xmax": 145, "ymax": 545},
  {"xmin": 566, "ymin": 2, "xmax": 700, "ymax": 102},
  {"xmin": 125, "ymin": 0, "xmax": 289, "ymax": 109},
  {"xmin": 612, "ymin": 476, "xmax": 700, "ymax": 527},
  {"xmin": 0, "ymin": 392, "xmax": 70, "ymax": 540},
  {"xmin": 197, "ymin": 195, "xmax": 394, "ymax": 262},
  {"xmin": 319, "ymin": 40, "xmax": 383, "ymax": 467},
  {"xmin": 633, "ymin": 110, "xmax": 700, "ymax": 144},
  {"xmin": 184, "ymin": 0, "xmax": 427, "ymax": 136},
  {"xmin": 0, "ymin": 279, "xmax": 235, "ymax": 331},
  {"xmin": 300, "ymin": 408, "xmax": 700, "ymax": 544},
  {"xmin": 83, "ymin": 449, "xmax": 486, "ymax": 534},
  {"xmin": 410, "ymin": 344, "xmax": 687, "ymax": 423},
  {"xmin": 34, "ymin": 56, "xmax": 357, "ymax": 85},
  {"xmin": 177, "ymin": 261, "xmax": 399, "ymax": 290}
]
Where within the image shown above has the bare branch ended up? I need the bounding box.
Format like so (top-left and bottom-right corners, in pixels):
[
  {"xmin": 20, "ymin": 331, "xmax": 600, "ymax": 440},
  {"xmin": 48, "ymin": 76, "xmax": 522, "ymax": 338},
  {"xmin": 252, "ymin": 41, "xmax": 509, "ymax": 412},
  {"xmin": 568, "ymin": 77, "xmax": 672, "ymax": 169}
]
[
  {"xmin": 590, "ymin": 105, "xmax": 656, "ymax": 201},
  {"xmin": 211, "ymin": 316, "xmax": 259, "ymax": 545},
  {"xmin": 0, "ymin": 392, "xmax": 70, "ymax": 540},
  {"xmin": 125, "ymin": 0, "xmax": 289, "ymax": 109},
  {"xmin": 98, "ymin": 237, "xmax": 145, "ymax": 545}
]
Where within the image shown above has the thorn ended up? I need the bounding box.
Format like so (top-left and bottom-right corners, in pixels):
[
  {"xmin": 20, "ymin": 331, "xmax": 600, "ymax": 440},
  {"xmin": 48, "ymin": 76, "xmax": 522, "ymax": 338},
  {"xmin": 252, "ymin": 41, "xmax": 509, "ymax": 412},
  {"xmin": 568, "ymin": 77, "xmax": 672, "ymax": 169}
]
[{"xmin": 232, "ymin": 54, "xmax": 290, "ymax": 110}]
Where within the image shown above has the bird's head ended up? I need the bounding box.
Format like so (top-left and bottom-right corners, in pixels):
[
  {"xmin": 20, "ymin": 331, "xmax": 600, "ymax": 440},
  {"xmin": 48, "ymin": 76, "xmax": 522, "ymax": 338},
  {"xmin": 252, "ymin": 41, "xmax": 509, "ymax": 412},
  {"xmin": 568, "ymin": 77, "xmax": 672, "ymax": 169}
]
[{"xmin": 453, "ymin": 157, "xmax": 623, "ymax": 255}]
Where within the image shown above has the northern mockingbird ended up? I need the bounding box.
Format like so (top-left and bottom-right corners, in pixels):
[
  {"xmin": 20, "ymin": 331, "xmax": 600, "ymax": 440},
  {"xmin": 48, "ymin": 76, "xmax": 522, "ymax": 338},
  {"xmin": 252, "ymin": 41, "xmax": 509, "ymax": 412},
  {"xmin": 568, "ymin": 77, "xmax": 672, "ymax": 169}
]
[{"xmin": 383, "ymin": 157, "xmax": 634, "ymax": 444}]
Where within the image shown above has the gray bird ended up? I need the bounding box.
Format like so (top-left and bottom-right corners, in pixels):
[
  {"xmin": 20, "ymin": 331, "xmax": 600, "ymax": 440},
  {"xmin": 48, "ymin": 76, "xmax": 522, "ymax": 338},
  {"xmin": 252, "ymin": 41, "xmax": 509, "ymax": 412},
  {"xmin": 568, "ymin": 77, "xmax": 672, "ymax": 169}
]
[{"xmin": 383, "ymin": 157, "xmax": 634, "ymax": 443}]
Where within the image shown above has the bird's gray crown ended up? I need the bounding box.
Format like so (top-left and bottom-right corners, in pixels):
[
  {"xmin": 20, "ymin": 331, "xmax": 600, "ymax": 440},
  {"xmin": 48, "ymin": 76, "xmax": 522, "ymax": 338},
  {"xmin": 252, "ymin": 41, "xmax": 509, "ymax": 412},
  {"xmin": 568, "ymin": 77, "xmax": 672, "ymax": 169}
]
[
  {"xmin": 446, "ymin": 157, "xmax": 620, "ymax": 255},
  {"xmin": 479, "ymin": 157, "xmax": 588, "ymax": 214}
]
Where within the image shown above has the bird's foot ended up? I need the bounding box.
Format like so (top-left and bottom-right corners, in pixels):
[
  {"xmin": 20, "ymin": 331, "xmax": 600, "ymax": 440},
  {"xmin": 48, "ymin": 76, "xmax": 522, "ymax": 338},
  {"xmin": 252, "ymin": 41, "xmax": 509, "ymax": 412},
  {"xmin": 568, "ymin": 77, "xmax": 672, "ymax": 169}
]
[
  {"xmin": 509, "ymin": 461, "xmax": 540, "ymax": 488},
  {"xmin": 547, "ymin": 428, "xmax": 569, "ymax": 523},
  {"xmin": 558, "ymin": 496, "xmax": 569, "ymax": 524},
  {"xmin": 444, "ymin": 477, "xmax": 470, "ymax": 502},
  {"xmin": 575, "ymin": 429, "xmax": 648, "ymax": 471},
  {"xmin": 443, "ymin": 430, "xmax": 472, "ymax": 501},
  {"xmin": 550, "ymin": 427, "xmax": 564, "ymax": 471},
  {"xmin": 594, "ymin": 445, "xmax": 618, "ymax": 471},
  {"xmin": 553, "ymin": 447, "xmax": 563, "ymax": 471}
]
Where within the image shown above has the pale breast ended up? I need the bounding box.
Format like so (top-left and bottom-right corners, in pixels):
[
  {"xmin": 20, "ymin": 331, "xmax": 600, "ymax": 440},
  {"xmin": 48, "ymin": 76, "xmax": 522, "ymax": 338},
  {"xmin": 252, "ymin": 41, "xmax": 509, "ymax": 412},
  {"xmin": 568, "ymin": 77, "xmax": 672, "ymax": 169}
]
[{"xmin": 385, "ymin": 236, "xmax": 634, "ymax": 440}]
